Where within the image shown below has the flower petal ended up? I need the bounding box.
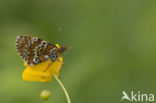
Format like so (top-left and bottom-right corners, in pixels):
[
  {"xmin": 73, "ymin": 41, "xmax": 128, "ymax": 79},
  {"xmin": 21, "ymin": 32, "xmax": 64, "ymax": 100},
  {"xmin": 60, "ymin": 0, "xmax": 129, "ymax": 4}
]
[{"xmin": 22, "ymin": 57, "xmax": 63, "ymax": 83}]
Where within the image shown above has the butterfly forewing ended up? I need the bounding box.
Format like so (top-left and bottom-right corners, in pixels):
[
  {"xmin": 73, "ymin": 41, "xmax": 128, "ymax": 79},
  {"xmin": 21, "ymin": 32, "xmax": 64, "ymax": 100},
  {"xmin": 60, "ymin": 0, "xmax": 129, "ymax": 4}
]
[{"xmin": 16, "ymin": 35, "xmax": 58, "ymax": 66}]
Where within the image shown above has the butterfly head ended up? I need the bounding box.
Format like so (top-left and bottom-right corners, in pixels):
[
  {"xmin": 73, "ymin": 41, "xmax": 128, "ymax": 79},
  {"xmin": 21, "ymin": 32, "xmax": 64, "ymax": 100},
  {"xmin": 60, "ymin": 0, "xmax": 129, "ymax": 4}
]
[{"xmin": 59, "ymin": 46, "xmax": 66, "ymax": 54}]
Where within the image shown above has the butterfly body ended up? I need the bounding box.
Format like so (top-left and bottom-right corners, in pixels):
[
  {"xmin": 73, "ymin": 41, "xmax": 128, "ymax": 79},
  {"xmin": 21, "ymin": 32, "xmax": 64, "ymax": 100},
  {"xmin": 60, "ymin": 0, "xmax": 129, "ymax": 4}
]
[{"xmin": 16, "ymin": 35, "xmax": 66, "ymax": 66}]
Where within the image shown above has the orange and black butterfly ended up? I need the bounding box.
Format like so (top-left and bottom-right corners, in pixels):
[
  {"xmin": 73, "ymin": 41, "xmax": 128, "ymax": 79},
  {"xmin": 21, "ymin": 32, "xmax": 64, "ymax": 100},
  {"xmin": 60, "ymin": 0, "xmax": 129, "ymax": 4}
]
[{"xmin": 15, "ymin": 35, "xmax": 66, "ymax": 66}]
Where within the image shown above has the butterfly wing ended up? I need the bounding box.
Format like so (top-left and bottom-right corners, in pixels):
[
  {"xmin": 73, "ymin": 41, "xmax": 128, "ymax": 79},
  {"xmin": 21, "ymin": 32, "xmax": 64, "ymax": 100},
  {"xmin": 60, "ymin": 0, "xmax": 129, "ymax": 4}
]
[
  {"xmin": 16, "ymin": 35, "xmax": 32, "ymax": 59},
  {"xmin": 16, "ymin": 35, "xmax": 58, "ymax": 66}
]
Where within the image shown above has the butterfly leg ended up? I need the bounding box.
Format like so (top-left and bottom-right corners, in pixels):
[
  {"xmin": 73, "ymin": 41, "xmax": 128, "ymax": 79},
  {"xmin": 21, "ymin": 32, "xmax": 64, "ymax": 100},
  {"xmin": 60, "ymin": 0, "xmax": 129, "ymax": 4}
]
[{"xmin": 43, "ymin": 62, "xmax": 53, "ymax": 72}]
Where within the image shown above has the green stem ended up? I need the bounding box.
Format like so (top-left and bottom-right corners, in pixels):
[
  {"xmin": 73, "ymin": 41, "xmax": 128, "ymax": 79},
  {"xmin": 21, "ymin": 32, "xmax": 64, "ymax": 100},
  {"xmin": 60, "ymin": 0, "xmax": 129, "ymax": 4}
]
[{"xmin": 54, "ymin": 75, "xmax": 71, "ymax": 103}]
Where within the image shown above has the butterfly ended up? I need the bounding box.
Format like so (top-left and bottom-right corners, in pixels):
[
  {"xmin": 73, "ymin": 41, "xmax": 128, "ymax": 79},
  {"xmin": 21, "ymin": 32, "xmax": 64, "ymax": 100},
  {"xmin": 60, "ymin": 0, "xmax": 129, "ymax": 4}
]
[{"xmin": 15, "ymin": 35, "xmax": 66, "ymax": 66}]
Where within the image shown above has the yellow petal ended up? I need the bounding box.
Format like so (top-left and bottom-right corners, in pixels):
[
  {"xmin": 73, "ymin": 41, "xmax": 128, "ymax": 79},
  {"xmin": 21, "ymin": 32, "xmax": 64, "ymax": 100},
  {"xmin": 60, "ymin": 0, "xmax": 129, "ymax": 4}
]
[{"xmin": 22, "ymin": 57, "xmax": 63, "ymax": 83}]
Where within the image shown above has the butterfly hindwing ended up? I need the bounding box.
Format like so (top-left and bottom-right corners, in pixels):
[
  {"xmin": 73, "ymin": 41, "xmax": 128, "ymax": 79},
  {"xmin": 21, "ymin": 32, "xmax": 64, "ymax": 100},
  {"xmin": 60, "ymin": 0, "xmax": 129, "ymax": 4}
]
[{"xmin": 16, "ymin": 35, "xmax": 59, "ymax": 66}]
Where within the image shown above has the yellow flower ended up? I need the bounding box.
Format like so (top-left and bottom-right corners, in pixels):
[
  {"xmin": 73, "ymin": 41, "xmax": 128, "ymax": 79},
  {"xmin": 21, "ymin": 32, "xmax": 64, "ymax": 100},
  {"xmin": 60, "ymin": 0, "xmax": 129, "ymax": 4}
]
[{"xmin": 22, "ymin": 44, "xmax": 63, "ymax": 83}]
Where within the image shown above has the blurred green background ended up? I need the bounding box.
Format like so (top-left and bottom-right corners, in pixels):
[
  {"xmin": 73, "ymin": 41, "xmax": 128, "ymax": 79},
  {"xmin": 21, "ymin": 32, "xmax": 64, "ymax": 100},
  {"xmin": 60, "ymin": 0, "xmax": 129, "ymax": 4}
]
[{"xmin": 0, "ymin": 0, "xmax": 156, "ymax": 103}]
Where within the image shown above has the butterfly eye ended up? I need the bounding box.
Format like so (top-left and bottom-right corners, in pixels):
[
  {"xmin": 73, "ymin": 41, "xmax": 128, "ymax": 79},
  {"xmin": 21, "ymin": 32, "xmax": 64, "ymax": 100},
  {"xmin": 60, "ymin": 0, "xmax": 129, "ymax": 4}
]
[
  {"xmin": 62, "ymin": 48, "xmax": 65, "ymax": 52},
  {"xmin": 61, "ymin": 47, "xmax": 66, "ymax": 53}
]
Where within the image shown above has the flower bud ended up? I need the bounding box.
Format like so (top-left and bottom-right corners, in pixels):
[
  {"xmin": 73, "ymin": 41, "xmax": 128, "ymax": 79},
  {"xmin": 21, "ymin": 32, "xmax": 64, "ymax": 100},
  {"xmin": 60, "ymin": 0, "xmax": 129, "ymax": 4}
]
[{"xmin": 40, "ymin": 90, "xmax": 51, "ymax": 100}]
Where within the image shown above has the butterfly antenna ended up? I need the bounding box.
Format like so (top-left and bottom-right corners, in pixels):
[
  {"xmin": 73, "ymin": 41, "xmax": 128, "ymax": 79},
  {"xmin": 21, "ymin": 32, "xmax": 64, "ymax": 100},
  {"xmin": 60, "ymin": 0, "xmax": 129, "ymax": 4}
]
[{"xmin": 58, "ymin": 24, "xmax": 64, "ymax": 46}]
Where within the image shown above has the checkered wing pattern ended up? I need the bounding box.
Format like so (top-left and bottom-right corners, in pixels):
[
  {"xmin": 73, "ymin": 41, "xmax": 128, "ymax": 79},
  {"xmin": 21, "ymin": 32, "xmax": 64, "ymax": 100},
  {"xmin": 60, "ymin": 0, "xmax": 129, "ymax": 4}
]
[{"xmin": 16, "ymin": 35, "xmax": 58, "ymax": 66}]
